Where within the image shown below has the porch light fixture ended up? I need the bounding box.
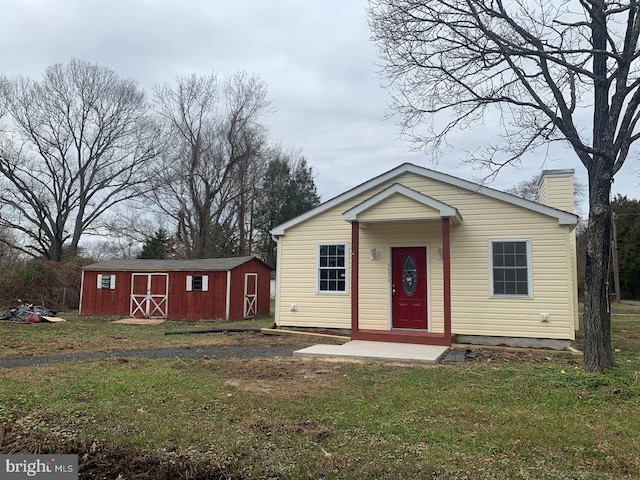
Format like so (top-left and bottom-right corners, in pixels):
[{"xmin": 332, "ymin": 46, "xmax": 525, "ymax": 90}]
[
  {"xmin": 370, "ymin": 245, "xmax": 378, "ymax": 261},
  {"xmin": 437, "ymin": 248, "xmax": 443, "ymax": 261}
]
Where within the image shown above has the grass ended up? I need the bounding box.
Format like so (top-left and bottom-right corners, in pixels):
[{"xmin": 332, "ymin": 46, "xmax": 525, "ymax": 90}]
[
  {"xmin": 1, "ymin": 309, "xmax": 639, "ymax": 478},
  {"xmin": 610, "ymin": 301, "xmax": 640, "ymax": 314},
  {"xmin": 0, "ymin": 312, "xmax": 281, "ymax": 357}
]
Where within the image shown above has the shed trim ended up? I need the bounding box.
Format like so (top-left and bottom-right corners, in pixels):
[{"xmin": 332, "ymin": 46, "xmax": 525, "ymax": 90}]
[{"xmin": 225, "ymin": 270, "xmax": 231, "ymax": 321}]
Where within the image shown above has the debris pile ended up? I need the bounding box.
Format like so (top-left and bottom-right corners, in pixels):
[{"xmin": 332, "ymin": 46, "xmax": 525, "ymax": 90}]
[
  {"xmin": 0, "ymin": 304, "xmax": 61, "ymax": 323},
  {"xmin": 442, "ymin": 348, "xmax": 477, "ymax": 362}
]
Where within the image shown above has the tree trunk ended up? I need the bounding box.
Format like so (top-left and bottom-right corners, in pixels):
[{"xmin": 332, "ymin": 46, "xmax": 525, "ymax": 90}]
[{"xmin": 582, "ymin": 169, "xmax": 616, "ymax": 372}]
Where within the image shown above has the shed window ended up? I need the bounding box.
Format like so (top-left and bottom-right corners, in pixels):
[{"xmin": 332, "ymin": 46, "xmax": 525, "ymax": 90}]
[
  {"xmin": 97, "ymin": 274, "xmax": 116, "ymax": 290},
  {"xmin": 186, "ymin": 275, "xmax": 209, "ymax": 292},
  {"xmin": 490, "ymin": 240, "xmax": 531, "ymax": 297},
  {"xmin": 318, "ymin": 244, "xmax": 347, "ymax": 293}
]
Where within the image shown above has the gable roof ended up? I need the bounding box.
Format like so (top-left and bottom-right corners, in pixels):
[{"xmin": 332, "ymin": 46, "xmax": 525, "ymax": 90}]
[
  {"xmin": 83, "ymin": 256, "xmax": 270, "ymax": 272},
  {"xmin": 342, "ymin": 183, "xmax": 463, "ymax": 225},
  {"xmin": 271, "ymin": 163, "xmax": 578, "ymax": 236}
]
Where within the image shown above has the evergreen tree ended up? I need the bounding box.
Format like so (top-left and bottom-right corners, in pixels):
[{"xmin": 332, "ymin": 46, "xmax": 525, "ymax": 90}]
[
  {"xmin": 290, "ymin": 158, "xmax": 321, "ymax": 214},
  {"xmin": 138, "ymin": 229, "xmax": 172, "ymax": 259},
  {"xmin": 612, "ymin": 196, "xmax": 640, "ymax": 299},
  {"xmin": 255, "ymin": 154, "xmax": 320, "ymax": 267}
]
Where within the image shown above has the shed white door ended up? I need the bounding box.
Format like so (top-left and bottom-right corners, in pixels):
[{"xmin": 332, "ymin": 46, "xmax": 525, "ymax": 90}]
[
  {"xmin": 130, "ymin": 273, "xmax": 169, "ymax": 318},
  {"xmin": 244, "ymin": 273, "xmax": 258, "ymax": 318}
]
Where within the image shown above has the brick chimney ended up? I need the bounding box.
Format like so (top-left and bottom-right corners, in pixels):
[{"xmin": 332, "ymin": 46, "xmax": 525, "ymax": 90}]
[{"xmin": 537, "ymin": 169, "xmax": 575, "ymax": 213}]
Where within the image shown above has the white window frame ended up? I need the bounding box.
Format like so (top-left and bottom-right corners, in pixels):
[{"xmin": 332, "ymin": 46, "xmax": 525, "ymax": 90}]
[
  {"xmin": 97, "ymin": 274, "xmax": 116, "ymax": 290},
  {"xmin": 186, "ymin": 275, "xmax": 209, "ymax": 292},
  {"xmin": 316, "ymin": 243, "xmax": 348, "ymax": 294},
  {"xmin": 489, "ymin": 239, "xmax": 532, "ymax": 298}
]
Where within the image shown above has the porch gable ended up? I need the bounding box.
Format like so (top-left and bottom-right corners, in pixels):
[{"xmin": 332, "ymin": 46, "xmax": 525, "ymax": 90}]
[{"xmin": 342, "ymin": 183, "xmax": 462, "ymax": 224}]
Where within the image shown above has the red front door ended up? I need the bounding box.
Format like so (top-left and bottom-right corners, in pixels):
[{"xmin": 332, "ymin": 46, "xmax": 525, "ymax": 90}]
[{"xmin": 392, "ymin": 247, "xmax": 428, "ymax": 329}]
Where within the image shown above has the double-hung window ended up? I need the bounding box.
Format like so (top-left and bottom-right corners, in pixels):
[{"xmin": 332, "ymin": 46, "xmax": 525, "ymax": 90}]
[
  {"xmin": 318, "ymin": 244, "xmax": 347, "ymax": 293},
  {"xmin": 490, "ymin": 240, "xmax": 531, "ymax": 297}
]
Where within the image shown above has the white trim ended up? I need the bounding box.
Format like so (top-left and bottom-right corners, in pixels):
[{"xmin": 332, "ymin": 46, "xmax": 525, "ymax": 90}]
[
  {"xmin": 97, "ymin": 273, "xmax": 115, "ymax": 290},
  {"xmin": 388, "ymin": 245, "xmax": 431, "ymax": 331},
  {"xmin": 274, "ymin": 236, "xmax": 281, "ymax": 326},
  {"xmin": 488, "ymin": 239, "xmax": 533, "ymax": 298},
  {"xmin": 343, "ymin": 183, "xmax": 462, "ymax": 225},
  {"xmin": 79, "ymin": 270, "xmax": 85, "ymax": 313},
  {"xmin": 271, "ymin": 163, "xmax": 578, "ymax": 236},
  {"xmin": 130, "ymin": 272, "xmax": 169, "ymax": 318},
  {"xmin": 316, "ymin": 242, "xmax": 349, "ymax": 294},
  {"xmin": 225, "ymin": 270, "xmax": 231, "ymax": 321},
  {"xmin": 186, "ymin": 275, "xmax": 208, "ymax": 292},
  {"xmin": 244, "ymin": 273, "xmax": 258, "ymax": 318}
]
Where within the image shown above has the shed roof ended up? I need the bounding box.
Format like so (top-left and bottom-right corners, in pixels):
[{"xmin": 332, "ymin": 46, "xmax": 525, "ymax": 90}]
[{"xmin": 82, "ymin": 256, "xmax": 268, "ymax": 272}]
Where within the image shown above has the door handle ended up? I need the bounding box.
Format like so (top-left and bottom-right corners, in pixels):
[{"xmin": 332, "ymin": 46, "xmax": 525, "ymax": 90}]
[{"xmin": 392, "ymin": 284, "xmax": 396, "ymax": 297}]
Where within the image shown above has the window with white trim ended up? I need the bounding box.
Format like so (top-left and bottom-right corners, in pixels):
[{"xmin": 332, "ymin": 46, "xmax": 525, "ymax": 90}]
[
  {"xmin": 318, "ymin": 244, "xmax": 347, "ymax": 293},
  {"xmin": 186, "ymin": 275, "xmax": 209, "ymax": 292},
  {"xmin": 97, "ymin": 274, "xmax": 116, "ymax": 290},
  {"xmin": 490, "ymin": 240, "xmax": 531, "ymax": 296}
]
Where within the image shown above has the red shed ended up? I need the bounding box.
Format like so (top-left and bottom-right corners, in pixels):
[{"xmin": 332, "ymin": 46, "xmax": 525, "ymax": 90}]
[{"xmin": 79, "ymin": 256, "xmax": 272, "ymax": 321}]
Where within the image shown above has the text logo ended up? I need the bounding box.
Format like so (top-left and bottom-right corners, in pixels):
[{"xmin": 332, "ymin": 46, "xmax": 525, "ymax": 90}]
[{"xmin": 1, "ymin": 455, "xmax": 78, "ymax": 479}]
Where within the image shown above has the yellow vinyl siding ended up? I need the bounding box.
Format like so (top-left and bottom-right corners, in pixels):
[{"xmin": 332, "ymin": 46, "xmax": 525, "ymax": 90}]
[
  {"xmin": 276, "ymin": 171, "xmax": 577, "ymax": 340},
  {"xmin": 276, "ymin": 205, "xmax": 353, "ymax": 329},
  {"xmin": 539, "ymin": 174, "xmax": 574, "ymax": 213},
  {"xmin": 357, "ymin": 193, "xmax": 442, "ymax": 222}
]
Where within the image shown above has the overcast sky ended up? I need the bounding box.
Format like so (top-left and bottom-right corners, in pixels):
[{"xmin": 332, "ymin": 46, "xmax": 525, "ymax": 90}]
[{"xmin": 1, "ymin": 0, "xmax": 639, "ymax": 211}]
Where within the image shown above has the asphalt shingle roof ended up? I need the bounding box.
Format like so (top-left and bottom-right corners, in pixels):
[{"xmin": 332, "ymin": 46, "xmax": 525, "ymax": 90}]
[{"xmin": 82, "ymin": 256, "xmax": 259, "ymax": 272}]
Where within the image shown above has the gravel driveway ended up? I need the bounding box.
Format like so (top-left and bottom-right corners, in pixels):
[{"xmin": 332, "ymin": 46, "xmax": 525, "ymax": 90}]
[{"xmin": 0, "ymin": 344, "xmax": 311, "ymax": 369}]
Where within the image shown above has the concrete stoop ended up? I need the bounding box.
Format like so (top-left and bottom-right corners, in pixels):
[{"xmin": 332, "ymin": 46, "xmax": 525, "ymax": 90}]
[{"xmin": 293, "ymin": 340, "xmax": 449, "ymax": 364}]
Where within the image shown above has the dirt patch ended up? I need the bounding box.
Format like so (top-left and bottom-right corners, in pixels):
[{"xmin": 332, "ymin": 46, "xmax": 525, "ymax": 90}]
[
  {"xmin": 243, "ymin": 416, "xmax": 334, "ymax": 441},
  {"xmin": 205, "ymin": 357, "xmax": 343, "ymax": 379},
  {"xmin": 455, "ymin": 346, "xmax": 580, "ymax": 365},
  {"xmin": 0, "ymin": 423, "xmax": 231, "ymax": 479},
  {"xmin": 111, "ymin": 318, "xmax": 166, "ymax": 325},
  {"xmin": 199, "ymin": 358, "xmax": 346, "ymax": 400}
]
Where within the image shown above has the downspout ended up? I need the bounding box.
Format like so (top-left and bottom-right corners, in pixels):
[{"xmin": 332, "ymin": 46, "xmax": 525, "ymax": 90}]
[
  {"xmin": 225, "ymin": 270, "xmax": 231, "ymax": 321},
  {"xmin": 351, "ymin": 221, "xmax": 359, "ymax": 336}
]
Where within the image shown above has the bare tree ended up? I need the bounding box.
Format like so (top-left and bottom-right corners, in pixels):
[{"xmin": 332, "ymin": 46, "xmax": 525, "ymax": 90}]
[
  {"xmin": 369, "ymin": 0, "xmax": 640, "ymax": 372},
  {"xmin": 150, "ymin": 72, "xmax": 270, "ymax": 259},
  {"xmin": 0, "ymin": 59, "xmax": 158, "ymax": 261}
]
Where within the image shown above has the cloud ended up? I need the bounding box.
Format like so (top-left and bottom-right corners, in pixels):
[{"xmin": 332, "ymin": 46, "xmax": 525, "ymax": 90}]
[{"xmin": 0, "ymin": 0, "xmax": 638, "ymax": 208}]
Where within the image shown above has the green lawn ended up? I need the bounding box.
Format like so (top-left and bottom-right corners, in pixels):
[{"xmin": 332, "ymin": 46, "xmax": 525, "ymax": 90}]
[
  {"xmin": 0, "ymin": 312, "xmax": 639, "ymax": 478},
  {"xmin": 0, "ymin": 311, "xmax": 277, "ymax": 357}
]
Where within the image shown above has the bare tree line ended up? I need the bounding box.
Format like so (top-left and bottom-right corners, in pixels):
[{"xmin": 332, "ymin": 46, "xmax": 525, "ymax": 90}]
[{"xmin": 0, "ymin": 59, "xmax": 319, "ymax": 264}]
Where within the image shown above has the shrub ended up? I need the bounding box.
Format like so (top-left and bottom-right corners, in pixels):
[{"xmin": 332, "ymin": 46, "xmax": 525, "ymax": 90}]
[{"xmin": 0, "ymin": 258, "xmax": 92, "ymax": 310}]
